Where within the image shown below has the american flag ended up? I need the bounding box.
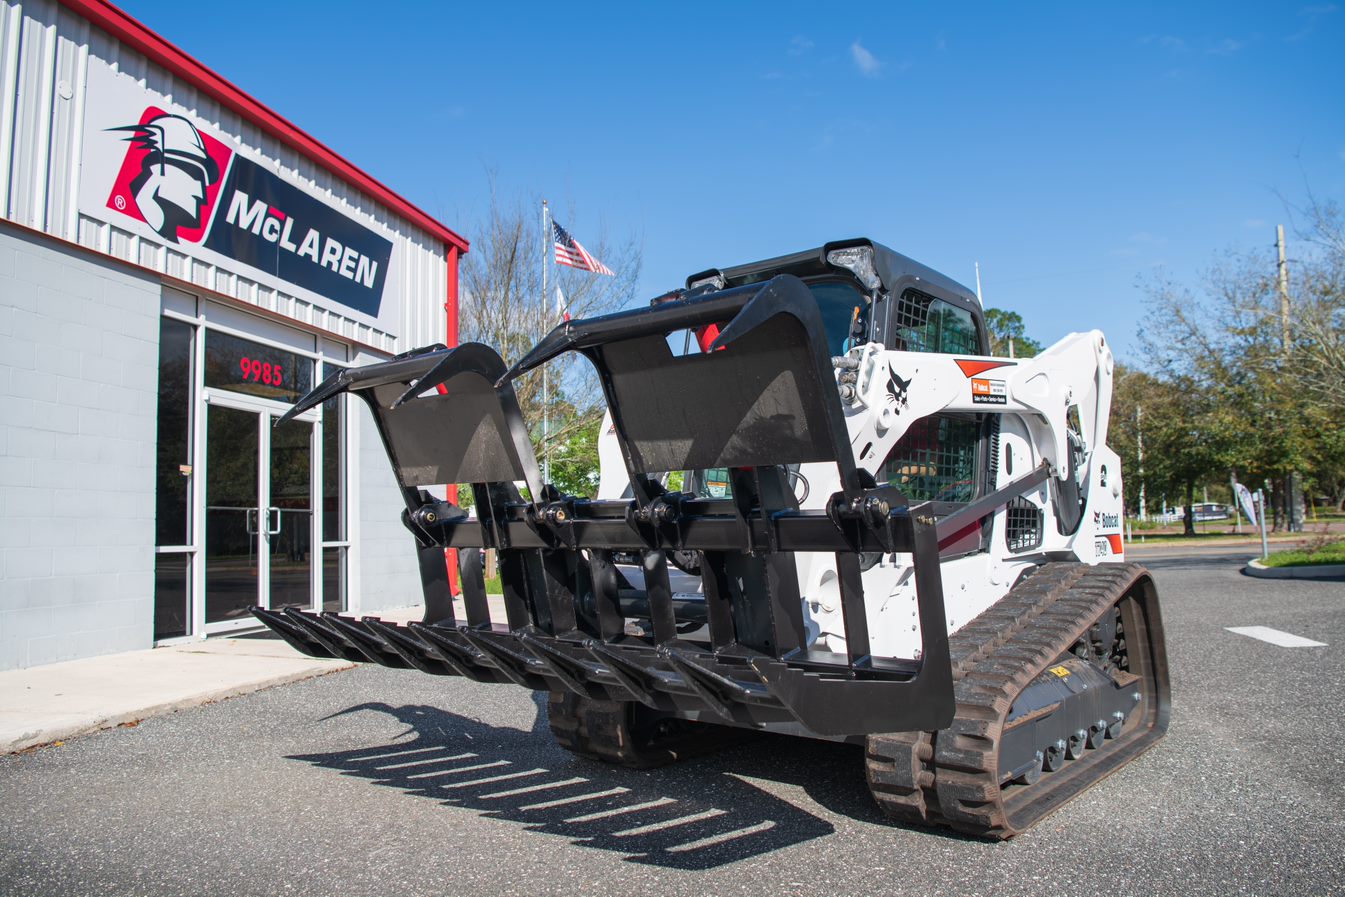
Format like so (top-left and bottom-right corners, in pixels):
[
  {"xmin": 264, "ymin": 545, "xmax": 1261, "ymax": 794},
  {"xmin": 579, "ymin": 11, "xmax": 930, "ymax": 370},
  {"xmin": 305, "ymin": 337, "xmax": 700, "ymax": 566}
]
[{"xmin": 552, "ymin": 219, "xmax": 614, "ymax": 276}]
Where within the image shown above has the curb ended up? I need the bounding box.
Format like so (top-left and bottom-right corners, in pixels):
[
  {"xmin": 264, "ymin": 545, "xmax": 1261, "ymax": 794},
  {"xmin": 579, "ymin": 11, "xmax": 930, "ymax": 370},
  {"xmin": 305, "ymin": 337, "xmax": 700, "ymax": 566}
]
[
  {"xmin": 3, "ymin": 661, "xmax": 354, "ymax": 754},
  {"xmin": 1243, "ymin": 558, "xmax": 1345, "ymax": 580}
]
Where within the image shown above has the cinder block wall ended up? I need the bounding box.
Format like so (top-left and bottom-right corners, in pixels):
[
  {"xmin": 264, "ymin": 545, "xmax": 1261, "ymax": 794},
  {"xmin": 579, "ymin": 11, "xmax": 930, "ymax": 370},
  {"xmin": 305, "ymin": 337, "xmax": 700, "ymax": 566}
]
[{"xmin": 0, "ymin": 225, "xmax": 159, "ymax": 670}]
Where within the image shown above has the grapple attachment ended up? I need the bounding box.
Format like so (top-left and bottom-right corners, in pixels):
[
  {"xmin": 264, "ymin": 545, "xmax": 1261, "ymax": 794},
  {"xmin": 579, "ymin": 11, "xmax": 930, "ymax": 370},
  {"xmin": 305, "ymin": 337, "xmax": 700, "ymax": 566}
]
[{"xmin": 253, "ymin": 274, "xmax": 954, "ymax": 737}]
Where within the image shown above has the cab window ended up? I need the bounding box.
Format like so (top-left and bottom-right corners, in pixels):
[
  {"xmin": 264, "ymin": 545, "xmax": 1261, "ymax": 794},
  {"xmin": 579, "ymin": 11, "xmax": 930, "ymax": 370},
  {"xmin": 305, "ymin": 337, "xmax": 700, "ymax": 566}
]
[
  {"xmin": 880, "ymin": 413, "xmax": 980, "ymax": 503},
  {"xmin": 808, "ymin": 280, "xmax": 867, "ymax": 357},
  {"xmin": 890, "ymin": 289, "xmax": 979, "ymax": 354}
]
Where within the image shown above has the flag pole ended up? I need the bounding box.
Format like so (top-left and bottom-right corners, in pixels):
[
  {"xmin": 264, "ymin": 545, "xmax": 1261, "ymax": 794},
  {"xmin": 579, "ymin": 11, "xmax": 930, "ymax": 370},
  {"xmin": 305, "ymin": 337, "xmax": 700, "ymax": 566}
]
[{"xmin": 541, "ymin": 200, "xmax": 550, "ymax": 487}]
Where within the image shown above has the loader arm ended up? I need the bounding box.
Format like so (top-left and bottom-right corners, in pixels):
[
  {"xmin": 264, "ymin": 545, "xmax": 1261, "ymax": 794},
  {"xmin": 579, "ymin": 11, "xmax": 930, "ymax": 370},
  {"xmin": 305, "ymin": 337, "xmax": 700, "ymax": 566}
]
[{"xmin": 254, "ymin": 274, "xmax": 957, "ymax": 738}]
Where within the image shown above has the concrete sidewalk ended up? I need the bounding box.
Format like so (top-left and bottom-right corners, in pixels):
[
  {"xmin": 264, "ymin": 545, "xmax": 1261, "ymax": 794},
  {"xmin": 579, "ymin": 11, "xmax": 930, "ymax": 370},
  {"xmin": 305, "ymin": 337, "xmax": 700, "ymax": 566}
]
[{"xmin": 0, "ymin": 604, "xmax": 428, "ymax": 754}]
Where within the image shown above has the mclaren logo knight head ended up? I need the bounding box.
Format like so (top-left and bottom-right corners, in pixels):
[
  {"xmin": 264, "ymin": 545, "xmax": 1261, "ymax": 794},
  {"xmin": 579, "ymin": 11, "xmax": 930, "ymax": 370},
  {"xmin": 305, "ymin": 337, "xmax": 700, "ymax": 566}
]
[{"xmin": 108, "ymin": 114, "xmax": 222, "ymax": 243}]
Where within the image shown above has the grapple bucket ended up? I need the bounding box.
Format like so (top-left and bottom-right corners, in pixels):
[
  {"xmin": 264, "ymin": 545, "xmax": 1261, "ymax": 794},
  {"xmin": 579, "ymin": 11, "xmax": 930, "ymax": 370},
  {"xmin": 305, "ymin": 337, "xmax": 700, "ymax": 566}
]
[{"xmin": 252, "ymin": 274, "xmax": 954, "ymax": 737}]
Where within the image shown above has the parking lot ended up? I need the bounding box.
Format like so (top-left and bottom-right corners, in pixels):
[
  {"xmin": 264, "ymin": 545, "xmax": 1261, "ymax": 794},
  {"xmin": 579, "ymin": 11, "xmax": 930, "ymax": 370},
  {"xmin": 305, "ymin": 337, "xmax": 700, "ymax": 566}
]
[{"xmin": 2, "ymin": 550, "xmax": 1342, "ymax": 897}]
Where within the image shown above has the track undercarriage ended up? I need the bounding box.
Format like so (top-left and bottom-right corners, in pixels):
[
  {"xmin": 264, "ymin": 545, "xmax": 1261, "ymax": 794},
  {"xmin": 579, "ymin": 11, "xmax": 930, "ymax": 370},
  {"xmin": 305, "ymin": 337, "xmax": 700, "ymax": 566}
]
[{"xmin": 251, "ymin": 252, "xmax": 1170, "ymax": 838}]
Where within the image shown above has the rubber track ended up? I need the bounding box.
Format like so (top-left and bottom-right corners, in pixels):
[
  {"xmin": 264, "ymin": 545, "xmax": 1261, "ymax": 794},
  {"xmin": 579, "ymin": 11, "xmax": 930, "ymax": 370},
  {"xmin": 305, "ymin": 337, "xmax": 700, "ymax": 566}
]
[
  {"xmin": 547, "ymin": 692, "xmax": 754, "ymax": 769},
  {"xmin": 547, "ymin": 694, "xmax": 658, "ymax": 767},
  {"xmin": 866, "ymin": 562, "xmax": 1166, "ymax": 838}
]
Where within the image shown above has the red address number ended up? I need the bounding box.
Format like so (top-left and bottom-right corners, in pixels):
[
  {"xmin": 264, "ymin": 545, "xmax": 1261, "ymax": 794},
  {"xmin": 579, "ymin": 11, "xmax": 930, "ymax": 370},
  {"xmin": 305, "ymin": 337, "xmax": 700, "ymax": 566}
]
[{"xmin": 239, "ymin": 356, "xmax": 284, "ymax": 387}]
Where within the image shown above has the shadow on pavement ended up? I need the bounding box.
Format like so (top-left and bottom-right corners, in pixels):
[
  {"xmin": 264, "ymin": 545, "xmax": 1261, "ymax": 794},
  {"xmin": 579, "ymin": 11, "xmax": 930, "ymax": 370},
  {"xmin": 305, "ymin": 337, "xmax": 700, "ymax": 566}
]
[{"xmin": 288, "ymin": 695, "xmax": 872, "ymax": 868}]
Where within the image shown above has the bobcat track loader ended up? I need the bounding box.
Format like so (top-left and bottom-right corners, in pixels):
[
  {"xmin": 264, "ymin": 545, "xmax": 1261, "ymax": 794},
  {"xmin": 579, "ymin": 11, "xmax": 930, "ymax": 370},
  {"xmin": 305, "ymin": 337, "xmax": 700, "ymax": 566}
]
[{"xmin": 253, "ymin": 239, "xmax": 1169, "ymax": 839}]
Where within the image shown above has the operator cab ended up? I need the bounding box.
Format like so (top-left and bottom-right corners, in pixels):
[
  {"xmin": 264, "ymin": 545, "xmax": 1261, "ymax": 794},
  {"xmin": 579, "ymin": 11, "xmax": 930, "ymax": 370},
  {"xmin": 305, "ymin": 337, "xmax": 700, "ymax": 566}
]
[{"xmin": 683, "ymin": 241, "xmax": 992, "ymax": 537}]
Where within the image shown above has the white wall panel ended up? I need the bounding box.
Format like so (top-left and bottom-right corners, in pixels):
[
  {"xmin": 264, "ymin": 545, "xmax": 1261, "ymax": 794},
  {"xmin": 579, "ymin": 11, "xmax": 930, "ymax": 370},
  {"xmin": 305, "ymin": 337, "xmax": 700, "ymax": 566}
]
[{"xmin": 0, "ymin": 0, "xmax": 450, "ymax": 354}]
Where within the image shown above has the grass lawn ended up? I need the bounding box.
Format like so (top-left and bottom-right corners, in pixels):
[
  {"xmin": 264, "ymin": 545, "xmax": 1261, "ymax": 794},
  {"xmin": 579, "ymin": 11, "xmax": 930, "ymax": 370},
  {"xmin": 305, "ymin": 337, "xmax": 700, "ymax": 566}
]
[{"xmin": 1261, "ymin": 539, "xmax": 1345, "ymax": 568}]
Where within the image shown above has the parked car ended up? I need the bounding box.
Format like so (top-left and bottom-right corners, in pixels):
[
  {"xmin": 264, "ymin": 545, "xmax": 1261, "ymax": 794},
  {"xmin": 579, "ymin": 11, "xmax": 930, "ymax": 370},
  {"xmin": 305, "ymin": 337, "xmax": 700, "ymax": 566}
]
[{"xmin": 1186, "ymin": 502, "xmax": 1231, "ymax": 521}]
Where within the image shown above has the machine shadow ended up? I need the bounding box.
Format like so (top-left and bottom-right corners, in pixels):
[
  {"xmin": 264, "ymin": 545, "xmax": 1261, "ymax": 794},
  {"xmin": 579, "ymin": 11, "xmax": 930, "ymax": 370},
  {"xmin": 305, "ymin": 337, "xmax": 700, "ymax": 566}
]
[{"xmin": 287, "ymin": 695, "xmax": 898, "ymax": 869}]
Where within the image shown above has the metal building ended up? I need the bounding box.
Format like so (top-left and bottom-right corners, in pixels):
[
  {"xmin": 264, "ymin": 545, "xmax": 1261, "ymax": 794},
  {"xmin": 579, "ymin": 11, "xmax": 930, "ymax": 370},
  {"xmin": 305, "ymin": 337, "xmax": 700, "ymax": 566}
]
[{"xmin": 0, "ymin": 0, "xmax": 468, "ymax": 669}]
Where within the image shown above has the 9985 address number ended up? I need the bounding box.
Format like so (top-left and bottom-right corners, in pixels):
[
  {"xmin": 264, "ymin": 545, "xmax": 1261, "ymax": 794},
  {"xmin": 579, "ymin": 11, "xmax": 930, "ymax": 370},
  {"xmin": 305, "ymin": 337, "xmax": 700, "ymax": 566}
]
[{"xmin": 239, "ymin": 356, "xmax": 284, "ymax": 387}]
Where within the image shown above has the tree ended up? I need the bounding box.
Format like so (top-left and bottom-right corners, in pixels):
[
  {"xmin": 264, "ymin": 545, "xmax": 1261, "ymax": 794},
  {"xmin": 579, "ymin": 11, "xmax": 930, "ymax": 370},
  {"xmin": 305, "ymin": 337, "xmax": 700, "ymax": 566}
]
[
  {"xmin": 1130, "ymin": 196, "xmax": 1345, "ymax": 524},
  {"xmin": 458, "ymin": 179, "xmax": 642, "ymax": 497},
  {"xmin": 1111, "ymin": 365, "xmax": 1229, "ymax": 534},
  {"xmin": 984, "ymin": 308, "xmax": 1043, "ymax": 358}
]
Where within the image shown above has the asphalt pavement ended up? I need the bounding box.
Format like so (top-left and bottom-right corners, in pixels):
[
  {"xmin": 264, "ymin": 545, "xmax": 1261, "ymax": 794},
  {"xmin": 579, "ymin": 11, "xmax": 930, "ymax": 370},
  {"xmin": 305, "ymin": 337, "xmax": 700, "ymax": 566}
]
[{"xmin": 2, "ymin": 553, "xmax": 1343, "ymax": 897}]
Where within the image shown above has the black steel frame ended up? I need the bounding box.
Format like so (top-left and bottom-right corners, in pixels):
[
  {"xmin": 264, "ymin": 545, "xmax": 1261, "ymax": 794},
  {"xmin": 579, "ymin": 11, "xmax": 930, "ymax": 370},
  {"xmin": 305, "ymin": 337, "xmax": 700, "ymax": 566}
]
[{"xmin": 254, "ymin": 275, "xmax": 960, "ymax": 737}]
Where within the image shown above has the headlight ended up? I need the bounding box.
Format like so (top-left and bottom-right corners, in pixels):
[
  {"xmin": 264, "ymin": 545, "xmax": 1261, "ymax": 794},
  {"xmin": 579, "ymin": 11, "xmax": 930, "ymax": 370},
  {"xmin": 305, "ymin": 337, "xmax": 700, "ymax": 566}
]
[{"xmin": 826, "ymin": 246, "xmax": 881, "ymax": 292}]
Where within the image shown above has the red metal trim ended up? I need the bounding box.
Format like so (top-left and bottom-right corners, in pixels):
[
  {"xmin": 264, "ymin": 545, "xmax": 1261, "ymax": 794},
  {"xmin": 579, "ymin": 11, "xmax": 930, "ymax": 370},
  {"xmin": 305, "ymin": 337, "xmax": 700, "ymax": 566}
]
[
  {"xmin": 58, "ymin": 0, "xmax": 469, "ymax": 254},
  {"xmin": 954, "ymin": 358, "xmax": 1015, "ymax": 378},
  {"xmin": 445, "ymin": 245, "xmax": 460, "ymax": 347}
]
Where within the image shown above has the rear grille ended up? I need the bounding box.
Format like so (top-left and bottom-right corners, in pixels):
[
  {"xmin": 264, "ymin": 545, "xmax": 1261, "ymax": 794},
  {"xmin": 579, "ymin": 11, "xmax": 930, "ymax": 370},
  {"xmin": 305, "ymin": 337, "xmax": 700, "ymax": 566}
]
[{"xmin": 1005, "ymin": 497, "xmax": 1043, "ymax": 552}]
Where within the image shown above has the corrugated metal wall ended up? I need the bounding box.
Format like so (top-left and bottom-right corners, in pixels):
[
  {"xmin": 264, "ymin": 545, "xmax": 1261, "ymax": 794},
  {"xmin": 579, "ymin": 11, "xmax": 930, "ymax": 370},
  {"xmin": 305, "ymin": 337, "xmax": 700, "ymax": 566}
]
[{"xmin": 0, "ymin": 0, "xmax": 447, "ymax": 353}]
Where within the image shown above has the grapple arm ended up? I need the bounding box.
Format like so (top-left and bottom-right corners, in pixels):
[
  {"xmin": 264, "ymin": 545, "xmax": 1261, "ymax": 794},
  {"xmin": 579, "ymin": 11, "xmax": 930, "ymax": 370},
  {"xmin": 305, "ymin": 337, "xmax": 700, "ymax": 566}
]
[{"xmin": 254, "ymin": 275, "xmax": 954, "ymax": 737}]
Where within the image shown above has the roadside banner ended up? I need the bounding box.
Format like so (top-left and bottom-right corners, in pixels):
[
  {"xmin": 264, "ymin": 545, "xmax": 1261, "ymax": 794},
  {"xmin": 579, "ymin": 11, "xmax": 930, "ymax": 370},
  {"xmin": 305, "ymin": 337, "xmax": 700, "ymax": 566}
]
[{"xmin": 1233, "ymin": 482, "xmax": 1257, "ymax": 525}]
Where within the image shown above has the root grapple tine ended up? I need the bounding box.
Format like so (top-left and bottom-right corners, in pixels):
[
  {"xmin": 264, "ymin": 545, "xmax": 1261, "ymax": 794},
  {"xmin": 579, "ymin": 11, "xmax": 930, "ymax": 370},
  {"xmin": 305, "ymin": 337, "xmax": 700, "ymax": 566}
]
[
  {"xmin": 587, "ymin": 550, "xmax": 626, "ymax": 642},
  {"xmin": 641, "ymin": 551, "xmax": 678, "ymax": 645},
  {"xmin": 516, "ymin": 632, "xmax": 602, "ymax": 698},
  {"xmin": 280, "ymin": 608, "xmax": 371, "ymax": 663},
  {"xmin": 320, "ymin": 613, "xmax": 410, "ymax": 669},
  {"xmin": 456, "ymin": 628, "xmax": 544, "ymax": 688},
  {"xmin": 361, "ymin": 618, "xmax": 451, "ymax": 675},
  {"xmin": 456, "ymin": 547, "xmax": 491, "ymax": 628},
  {"xmin": 406, "ymin": 622, "xmax": 499, "ymax": 681},
  {"xmin": 659, "ymin": 649, "xmax": 740, "ymax": 720},
  {"xmin": 584, "ymin": 642, "xmax": 659, "ymax": 708},
  {"xmin": 249, "ymin": 607, "xmax": 336, "ymax": 659}
]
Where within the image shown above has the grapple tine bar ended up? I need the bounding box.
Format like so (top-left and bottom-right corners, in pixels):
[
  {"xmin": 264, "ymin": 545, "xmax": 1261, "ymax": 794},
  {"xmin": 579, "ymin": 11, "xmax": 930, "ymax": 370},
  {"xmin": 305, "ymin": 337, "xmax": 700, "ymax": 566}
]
[
  {"xmin": 641, "ymin": 551, "xmax": 679, "ymax": 645},
  {"xmin": 495, "ymin": 552, "xmax": 535, "ymax": 631},
  {"xmin": 660, "ymin": 649, "xmax": 734, "ymax": 719},
  {"xmin": 835, "ymin": 551, "xmax": 872, "ymax": 664},
  {"xmin": 538, "ymin": 550, "xmax": 580, "ymax": 636},
  {"xmin": 281, "ymin": 609, "xmax": 372, "ymax": 663},
  {"xmin": 585, "ymin": 642, "xmax": 659, "ymax": 708},
  {"xmin": 587, "ymin": 550, "xmax": 626, "ymax": 642},
  {"xmin": 457, "ymin": 628, "xmax": 544, "ymax": 687},
  {"xmin": 457, "ymin": 547, "xmax": 492, "ymax": 628},
  {"xmin": 362, "ymin": 618, "xmax": 455, "ymax": 676},
  {"xmin": 407, "ymin": 622, "xmax": 498, "ymax": 680},
  {"xmin": 320, "ymin": 614, "xmax": 411, "ymax": 669},
  {"xmin": 249, "ymin": 607, "xmax": 337, "ymax": 659},
  {"xmin": 697, "ymin": 552, "xmax": 738, "ymax": 652},
  {"xmin": 516, "ymin": 632, "xmax": 601, "ymax": 698},
  {"xmin": 415, "ymin": 542, "xmax": 456, "ymax": 627}
]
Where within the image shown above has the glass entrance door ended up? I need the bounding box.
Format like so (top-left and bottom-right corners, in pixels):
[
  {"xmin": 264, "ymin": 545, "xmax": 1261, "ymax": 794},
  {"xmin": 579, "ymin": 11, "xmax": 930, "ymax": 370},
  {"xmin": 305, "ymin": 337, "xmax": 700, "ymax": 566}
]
[
  {"xmin": 204, "ymin": 398, "xmax": 315, "ymax": 631},
  {"xmin": 268, "ymin": 417, "xmax": 314, "ymax": 612}
]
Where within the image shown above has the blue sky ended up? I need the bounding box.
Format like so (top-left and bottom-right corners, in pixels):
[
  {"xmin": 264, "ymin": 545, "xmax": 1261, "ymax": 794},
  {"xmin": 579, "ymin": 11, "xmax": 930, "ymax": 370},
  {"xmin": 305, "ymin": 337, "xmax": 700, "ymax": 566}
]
[{"xmin": 120, "ymin": 0, "xmax": 1344, "ymax": 360}]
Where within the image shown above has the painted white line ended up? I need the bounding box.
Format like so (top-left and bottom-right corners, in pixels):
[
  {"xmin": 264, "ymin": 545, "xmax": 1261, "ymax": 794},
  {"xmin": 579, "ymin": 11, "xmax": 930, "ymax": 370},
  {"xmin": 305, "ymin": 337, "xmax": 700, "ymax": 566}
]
[{"xmin": 1226, "ymin": 626, "xmax": 1327, "ymax": 648}]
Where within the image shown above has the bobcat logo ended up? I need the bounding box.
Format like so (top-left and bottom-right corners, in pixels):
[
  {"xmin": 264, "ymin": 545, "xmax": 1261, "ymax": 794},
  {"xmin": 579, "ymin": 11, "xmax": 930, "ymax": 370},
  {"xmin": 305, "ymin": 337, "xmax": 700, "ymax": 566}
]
[
  {"xmin": 886, "ymin": 364, "xmax": 912, "ymax": 412},
  {"xmin": 105, "ymin": 110, "xmax": 229, "ymax": 244}
]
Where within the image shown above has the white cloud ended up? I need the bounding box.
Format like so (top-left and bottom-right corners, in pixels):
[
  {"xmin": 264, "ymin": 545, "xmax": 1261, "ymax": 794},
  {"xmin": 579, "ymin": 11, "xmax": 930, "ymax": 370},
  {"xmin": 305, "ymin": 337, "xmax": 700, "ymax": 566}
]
[
  {"xmin": 1142, "ymin": 34, "xmax": 1187, "ymax": 51},
  {"xmin": 850, "ymin": 41, "xmax": 883, "ymax": 77},
  {"xmin": 1244, "ymin": 218, "xmax": 1268, "ymax": 229},
  {"xmin": 788, "ymin": 35, "xmax": 814, "ymax": 55},
  {"xmin": 1288, "ymin": 3, "xmax": 1338, "ymax": 40},
  {"xmin": 1207, "ymin": 38, "xmax": 1245, "ymax": 55}
]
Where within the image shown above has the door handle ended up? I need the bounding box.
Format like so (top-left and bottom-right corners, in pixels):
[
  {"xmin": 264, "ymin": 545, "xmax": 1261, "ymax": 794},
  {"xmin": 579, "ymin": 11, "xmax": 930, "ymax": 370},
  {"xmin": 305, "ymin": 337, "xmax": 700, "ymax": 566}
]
[
  {"xmin": 267, "ymin": 507, "xmax": 282, "ymax": 536},
  {"xmin": 246, "ymin": 508, "xmax": 258, "ymax": 535}
]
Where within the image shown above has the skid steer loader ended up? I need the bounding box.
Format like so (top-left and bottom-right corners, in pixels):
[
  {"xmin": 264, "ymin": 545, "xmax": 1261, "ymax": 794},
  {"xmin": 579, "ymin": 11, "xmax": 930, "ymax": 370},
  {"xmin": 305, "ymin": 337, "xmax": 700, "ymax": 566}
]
[{"xmin": 254, "ymin": 239, "xmax": 1169, "ymax": 839}]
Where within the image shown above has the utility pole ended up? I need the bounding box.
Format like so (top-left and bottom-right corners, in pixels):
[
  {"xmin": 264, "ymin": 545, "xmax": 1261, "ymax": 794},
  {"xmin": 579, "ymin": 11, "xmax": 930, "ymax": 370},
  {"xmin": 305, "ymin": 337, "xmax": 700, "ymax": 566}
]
[
  {"xmin": 1136, "ymin": 404, "xmax": 1146, "ymax": 521},
  {"xmin": 541, "ymin": 200, "xmax": 551, "ymax": 486},
  {"xmin": 1276, "ymin": 225, "xmax": 1302, "ymax": 532},
  {"xmin": 1277, "ymin": 225, "xmax": 1291, "ymax": 354}
]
